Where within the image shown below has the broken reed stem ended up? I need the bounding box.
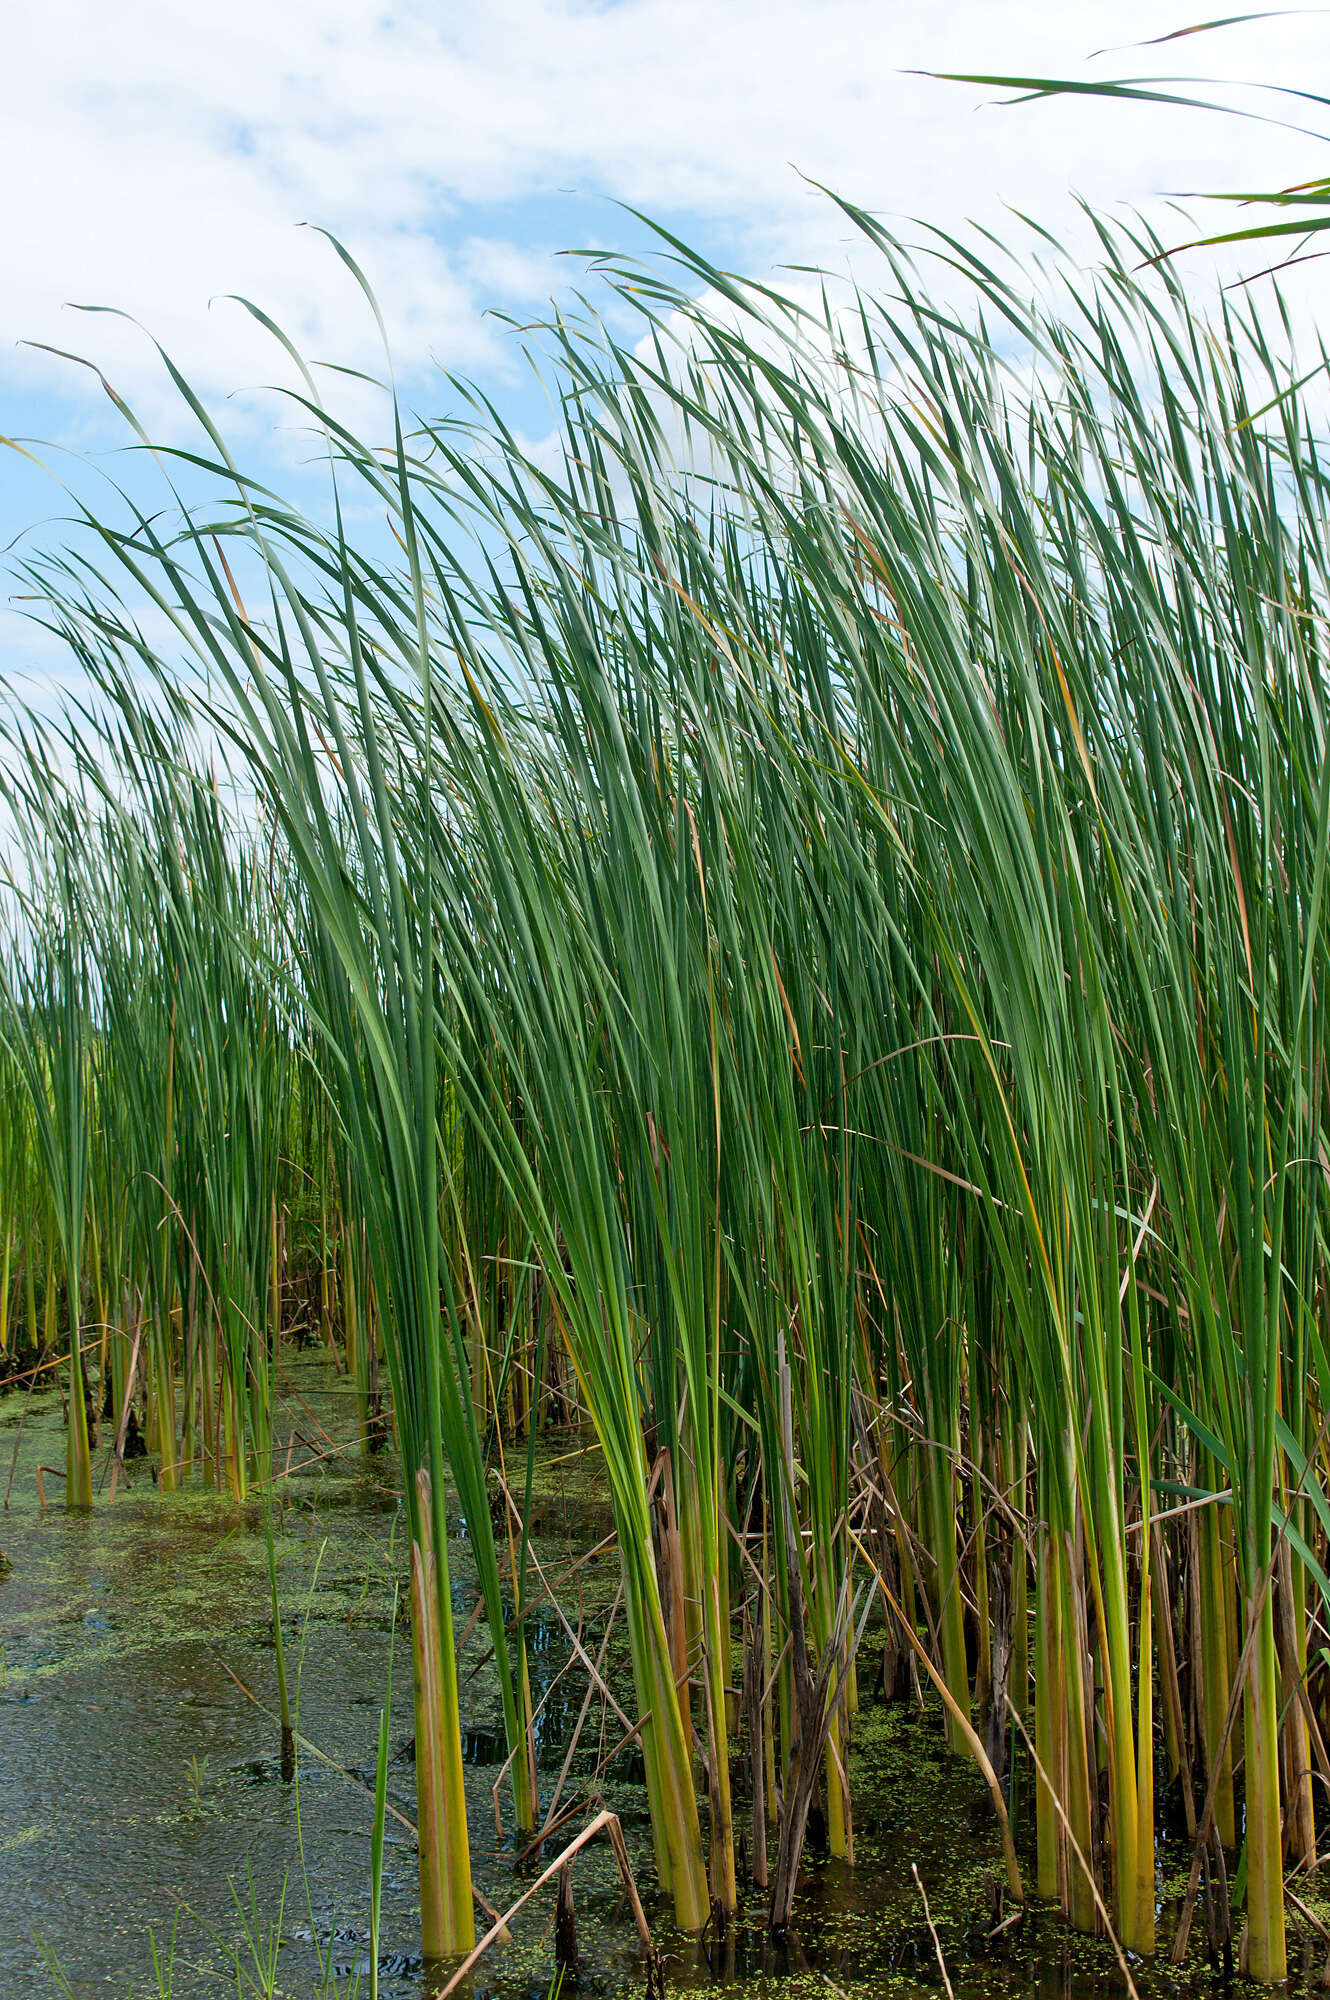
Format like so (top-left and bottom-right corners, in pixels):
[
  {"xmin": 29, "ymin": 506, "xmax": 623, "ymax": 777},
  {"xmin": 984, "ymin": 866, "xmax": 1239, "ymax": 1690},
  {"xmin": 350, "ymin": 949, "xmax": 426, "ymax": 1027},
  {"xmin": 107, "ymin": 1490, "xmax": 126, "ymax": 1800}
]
[
  {"xmin": 439, "ymin": 1811, "xmax": 651, "ymax": 1998},
  {"xmin": 1004, "ymin": 1695, "xmax": 1139, "ymax": 2000},
  {"xmin": 855, "ymin": 1530, "xmax": 1022, "ymax": 1904},
  {"xmin": 912, "ymin": 1863, "xmax": 955, "ymax": 2000}
]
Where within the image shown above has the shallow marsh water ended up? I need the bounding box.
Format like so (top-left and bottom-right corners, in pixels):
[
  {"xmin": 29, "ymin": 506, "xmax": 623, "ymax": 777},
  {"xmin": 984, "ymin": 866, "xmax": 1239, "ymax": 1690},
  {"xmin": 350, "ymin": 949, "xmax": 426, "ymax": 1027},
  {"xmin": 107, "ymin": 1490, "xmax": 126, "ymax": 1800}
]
[{"xmin": 1, "ymin": 1359, "xmax": 1323, "ymax": 2000}]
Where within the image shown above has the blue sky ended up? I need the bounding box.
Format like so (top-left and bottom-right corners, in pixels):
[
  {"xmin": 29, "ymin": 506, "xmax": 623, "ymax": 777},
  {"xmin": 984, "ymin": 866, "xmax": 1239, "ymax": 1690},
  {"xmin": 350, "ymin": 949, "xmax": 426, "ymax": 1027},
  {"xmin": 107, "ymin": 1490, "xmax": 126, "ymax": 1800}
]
[{"xmin": 5, "ymin": 1, "xmax": 1329, "ymax": 701}]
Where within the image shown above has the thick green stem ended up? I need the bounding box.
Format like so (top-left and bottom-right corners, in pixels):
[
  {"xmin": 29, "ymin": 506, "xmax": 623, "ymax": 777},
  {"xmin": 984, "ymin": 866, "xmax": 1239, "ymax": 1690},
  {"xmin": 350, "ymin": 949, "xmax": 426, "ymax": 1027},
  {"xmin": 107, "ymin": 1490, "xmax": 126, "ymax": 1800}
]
[
  {"xmin": 1244, "ymin": 1585, "xmax": 1286, "ymax": 1984},
  {"xmin": 65, "ymin": 1290, "xmax": 93, "ymax": 1511},
  {"xmin": 411, "ymin": 1467, "xmax": 474, "ymax": 1960}
]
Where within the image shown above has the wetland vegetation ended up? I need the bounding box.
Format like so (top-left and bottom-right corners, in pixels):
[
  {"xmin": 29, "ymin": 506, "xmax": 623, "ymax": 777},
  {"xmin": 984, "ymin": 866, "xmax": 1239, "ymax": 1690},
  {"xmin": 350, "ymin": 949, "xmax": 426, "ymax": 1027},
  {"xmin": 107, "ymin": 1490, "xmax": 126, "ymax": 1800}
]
[{"xmin": 5, "ymin": 190, "xmax": 1330, "ymax": 1998}]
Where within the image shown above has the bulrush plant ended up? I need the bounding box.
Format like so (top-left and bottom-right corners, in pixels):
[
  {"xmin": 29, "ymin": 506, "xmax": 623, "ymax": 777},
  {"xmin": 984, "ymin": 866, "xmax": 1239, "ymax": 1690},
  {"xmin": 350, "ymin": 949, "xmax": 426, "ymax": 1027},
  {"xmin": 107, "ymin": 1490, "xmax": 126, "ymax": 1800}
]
[
  {"xmin": 8, "ymin": 193, "xmax": 1330, "ymax": 1981},
  {"xmin": 0, "ymin": 1039, "xmax": 37, "ymax": 1363},
  {"xmin": 639, "ymin": 213, "xmax": 1329, "ymax": 1971},
  {"xmin": 45, "ymin": 330, "xmax": 563, "ymax": 1943},
  {"xmin": 0, "ymin": 790, "xmax": 96, "ymax": 1510},
  {"xmin": 418, "ymin": 682, "xmax": 715, "ymax": 1929}
]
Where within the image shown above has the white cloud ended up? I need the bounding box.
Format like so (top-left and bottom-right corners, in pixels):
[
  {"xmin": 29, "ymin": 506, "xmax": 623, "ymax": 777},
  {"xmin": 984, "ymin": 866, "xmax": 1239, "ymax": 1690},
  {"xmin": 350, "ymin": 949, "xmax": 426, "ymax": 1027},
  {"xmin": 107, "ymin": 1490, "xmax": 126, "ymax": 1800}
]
[{"xmin": 4, "ymin": 0, "xmax": 1327, "ymax": 441}]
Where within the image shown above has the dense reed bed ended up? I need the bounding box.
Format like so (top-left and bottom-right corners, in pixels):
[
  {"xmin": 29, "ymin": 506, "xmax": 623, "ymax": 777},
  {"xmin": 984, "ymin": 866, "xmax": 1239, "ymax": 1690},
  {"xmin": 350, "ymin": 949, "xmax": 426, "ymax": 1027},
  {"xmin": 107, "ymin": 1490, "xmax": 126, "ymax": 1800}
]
[{"xmin": 5, "ymin": 207, "xmax": 1330, "ymax": 1983}]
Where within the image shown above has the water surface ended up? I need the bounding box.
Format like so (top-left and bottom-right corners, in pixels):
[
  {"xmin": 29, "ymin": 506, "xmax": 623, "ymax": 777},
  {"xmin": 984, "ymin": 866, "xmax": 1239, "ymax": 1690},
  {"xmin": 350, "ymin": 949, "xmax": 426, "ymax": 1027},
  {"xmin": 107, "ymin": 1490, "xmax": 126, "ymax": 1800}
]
[{"xmin": 0, "ymin": 1362, "xmax": 1307, "ymax": 1999}]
